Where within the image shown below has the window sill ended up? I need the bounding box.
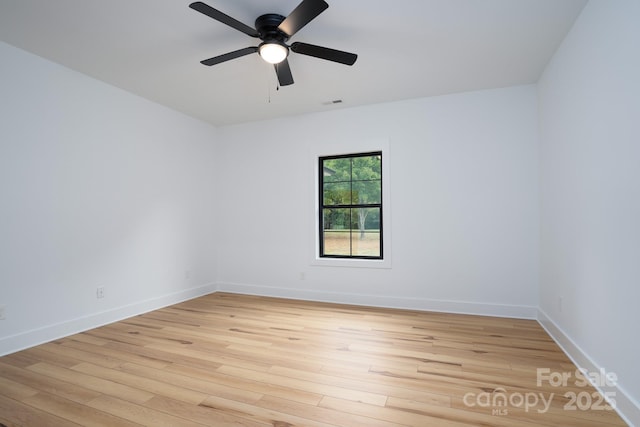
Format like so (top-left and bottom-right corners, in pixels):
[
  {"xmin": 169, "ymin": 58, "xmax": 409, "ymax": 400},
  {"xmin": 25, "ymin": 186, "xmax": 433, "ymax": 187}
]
[{"xmin": 311, "ymin": 256, "xmax": 392, "ymax": 269}]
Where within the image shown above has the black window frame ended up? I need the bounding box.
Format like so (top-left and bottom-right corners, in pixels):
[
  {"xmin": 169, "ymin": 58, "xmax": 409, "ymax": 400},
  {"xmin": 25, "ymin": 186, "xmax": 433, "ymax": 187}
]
[{"xmin": 319, "ymin": 151, "xmax": 383, "ymax": 260}]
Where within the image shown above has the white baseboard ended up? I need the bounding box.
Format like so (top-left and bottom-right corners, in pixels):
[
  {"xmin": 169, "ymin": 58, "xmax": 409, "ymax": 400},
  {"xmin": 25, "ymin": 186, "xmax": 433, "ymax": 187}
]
[
  {"xmin": 216, "ymin": 282, "xmax": 538, "ymax": 319},
  {"xmin": 537, "ymin": 308, "xmax": 639, "ymax": 427},
  {"xmin": 0, "ymin": 283, "xmax": 217, "ymax": 357}
]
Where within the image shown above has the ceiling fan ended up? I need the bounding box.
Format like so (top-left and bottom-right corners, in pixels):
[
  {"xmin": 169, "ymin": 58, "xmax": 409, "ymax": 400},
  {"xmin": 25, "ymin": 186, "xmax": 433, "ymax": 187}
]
[{"xmin": 189, "ymin": 0, "xmax": 357, "ymax": 86}]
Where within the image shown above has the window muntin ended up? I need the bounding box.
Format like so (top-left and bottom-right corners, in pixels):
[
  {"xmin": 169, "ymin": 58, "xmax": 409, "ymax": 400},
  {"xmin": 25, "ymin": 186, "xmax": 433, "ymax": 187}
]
[{"xmin": 319, "ymin": 152, "xmax": 382, "ymax": 259}]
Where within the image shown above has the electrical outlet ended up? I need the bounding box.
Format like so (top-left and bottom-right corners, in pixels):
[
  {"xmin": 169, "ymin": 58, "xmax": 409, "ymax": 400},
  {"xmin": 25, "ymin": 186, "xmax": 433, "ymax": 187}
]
[
  {"xmin": 96, "ymin": 287, "xmax": 105, "ymax": 299},
  {"xmin": 0, "ymin": 305, "xmax": 5, "ymax": 320},
  {"xmin": 558, "ymin": 296, "xmax": 563, "ymax": 313}
]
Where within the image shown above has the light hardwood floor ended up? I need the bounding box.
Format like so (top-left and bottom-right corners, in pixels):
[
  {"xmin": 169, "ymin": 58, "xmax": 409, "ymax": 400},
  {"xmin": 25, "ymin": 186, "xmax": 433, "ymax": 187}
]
[{"xmin": 0, "ymin": 293, "xmax": 628, "ymax": 426}]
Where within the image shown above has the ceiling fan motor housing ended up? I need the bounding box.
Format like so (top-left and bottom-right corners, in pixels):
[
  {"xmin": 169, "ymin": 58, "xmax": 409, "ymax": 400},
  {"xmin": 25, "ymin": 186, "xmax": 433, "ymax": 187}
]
[{"xmin": 255, "ymin": 14, "xmax": 288, "ymax": 43}]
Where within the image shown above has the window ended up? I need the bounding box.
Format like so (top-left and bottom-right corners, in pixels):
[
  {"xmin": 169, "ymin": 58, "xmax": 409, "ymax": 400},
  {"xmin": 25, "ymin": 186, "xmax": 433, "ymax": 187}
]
[{"xmin": 319, "ymin": 152, "xmax": 383, "ymax": 259}]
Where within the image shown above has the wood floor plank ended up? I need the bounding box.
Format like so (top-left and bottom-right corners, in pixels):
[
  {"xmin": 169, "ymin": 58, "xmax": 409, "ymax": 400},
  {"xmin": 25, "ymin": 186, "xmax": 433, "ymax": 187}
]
[
  {"xmin": 199, "ymin": 394, "xmax": 335, "ymax": 427},
  {"xmin": 86, "ymin": 395, "xmax": 205, "ymax": 427},
  {"xmin": 26, "ymin": 362, "xmax": 154, "ymax": 405},
  {"xmin": 21, "ymin": 392, "xmax": 139, "ymax": 427},
  {"xmin": 383, "ymin": 395, "xmax": 550, "ymax": 427},
  {"xmin": 0, "ymin": 293, "xmax": 628, "ymax": 426},
  {"xmin": 217, "ymin": 364, "xmax": 389, "ymax": 407},
  {"xmin": 257, "ymin": 394, "xmax": 402, "ymax": 427},
  {"xmin": 57, "ymin": 338, "xmax": 173, "ymax": 370},
  {"xmin": 0, "ymin": 394, "xmax": 82, "ymax": 427},
  {"xmin": 0, "ymin": 360, "xmax": 102, "ymax": 405},
  {"xmin": 319, "ymin": 364, "xmax": 452, "ymax": 406},
  {"xmin": 269, "ymin": 365, "xmax": 451, "ymax": 407},
  {"xmin": 162, "ymin": 361, "xmax": 324, "ymax": 406},
  {"xmin": 118, "ymin": 362, "xmax": 264, "ymax": 404},
  {"xmin": 70, "ymin": 362, "xmax": 207, "ymax": 405},
  {"xmin": 37, "ymin": 341, "xmax": 126, "ymax": 369},
  {"xmin": 0, "ymin": 375, "xmax": 39, "ymax": 401},
  {"xmin": 319, "ymin": 395, "xmax": 473, "ymax": 427},
  {"xmin": 144, "ymin": 395, "xmax": 271, "ymax": 427}
]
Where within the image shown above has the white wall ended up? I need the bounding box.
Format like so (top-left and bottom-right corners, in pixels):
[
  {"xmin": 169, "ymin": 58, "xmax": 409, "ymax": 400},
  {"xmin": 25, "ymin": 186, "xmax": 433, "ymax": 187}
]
[
  {"xmin": 0, "ymin": 42, "xmax": 219, "ymax": 354},
  {"xmin": 537, "ymin": 0, "xmax": 640, "ymax": 423},
  {"xmin": 217, "ymin": 85, "xmax": 540, "ymax": 318}
]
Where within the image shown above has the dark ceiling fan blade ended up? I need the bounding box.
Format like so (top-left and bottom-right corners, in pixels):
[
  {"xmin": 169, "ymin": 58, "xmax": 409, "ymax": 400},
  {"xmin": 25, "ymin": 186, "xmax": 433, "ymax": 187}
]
[
  {"xmin": 278, "ymin": 0, "xmax": 328, "ymax": 37},
  {"xmin": 290, "ymin": 42, "xmax": 357, "ymax": 65},
  {"xmin": 201, "ymin": 47, "xmax": 258, "ymax": 66},
  {"xmin": 189, "ymin": 2, "xmax": 259, "ymax": 38},
  {"xmin": 274, "ymin": 59, "xmax": 294, "ymax": 86}
]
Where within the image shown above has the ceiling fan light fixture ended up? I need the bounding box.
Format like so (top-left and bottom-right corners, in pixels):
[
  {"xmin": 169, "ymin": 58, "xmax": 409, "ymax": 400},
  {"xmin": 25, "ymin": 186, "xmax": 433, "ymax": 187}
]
[{"xmin": 259, "ymin": 42, "xmax": 288, "ymax": 64}]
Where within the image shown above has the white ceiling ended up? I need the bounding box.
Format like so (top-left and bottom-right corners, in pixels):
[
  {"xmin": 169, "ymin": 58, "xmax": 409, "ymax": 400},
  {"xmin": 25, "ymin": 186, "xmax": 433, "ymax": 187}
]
[{"xmin": 0, "ymin": 0, "xmax": 587, "ymax": 127}]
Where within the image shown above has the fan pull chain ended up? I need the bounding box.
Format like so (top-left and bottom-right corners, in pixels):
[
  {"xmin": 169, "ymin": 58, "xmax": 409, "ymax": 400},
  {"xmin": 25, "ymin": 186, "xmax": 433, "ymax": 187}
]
[
  {"xmin": 266, "ymin": 63, "xmax": 272, "ymax": 103},
  {"xmin": 266, "ymin": 63, "xmax": 280, "ymax": 103}
]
